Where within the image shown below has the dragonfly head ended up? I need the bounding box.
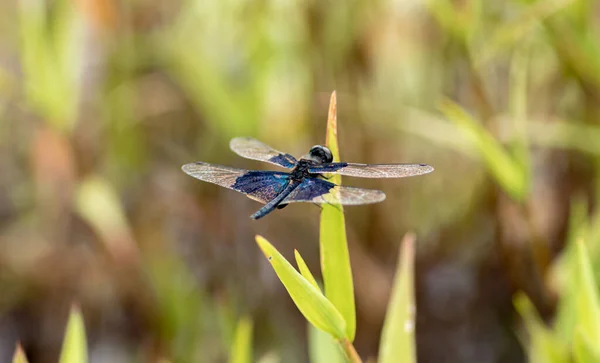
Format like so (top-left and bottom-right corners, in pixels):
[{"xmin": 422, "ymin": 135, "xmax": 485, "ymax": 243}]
[{"xmin": 305, "ymin": 145, "xmax": 333, "ymax": 164}]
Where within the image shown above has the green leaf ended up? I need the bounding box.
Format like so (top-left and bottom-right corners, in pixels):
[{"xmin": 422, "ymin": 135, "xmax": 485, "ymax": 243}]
[
  {"xmin": 553, "ymin": 197, "xmax": 588, "ymax": 341},
  {"xmin": 229, "ymin": 316, "xmax": 253, "ymax": 363},
  {"xmin": 308, "ymin": 324, "xmax": 345, "ymax": 363},
  {"xmin": 75, "ymin": 176, "xmax": 136, "ymax": 259},
  {"xmin": 575, "ymin": 240, "xmax": 600, "ymax": 343},
  {"xmin": 509, "ymin": 42, "xmax": 531, "ymax": 193},
  {"xmin": 59, "ymin": 304, "xmax": 88, "ymax": 363},
  {"xmin": 320, "ymin": 91, "xmax": 356, "ymax": 341},
  {"xmin": 439, "ymin": 99, "xmax": 528, "ymax": 201},
  {"xmin": 378, "ymin": 233, "xmax": 417, "ymax": 363},
  {"xmin": 255, "ymin": 235, "xmax": 347, "ymax": 339},
  {"xmin": 514, "ymin": 293, "xmax": 568, "ymax": 363},
  {"xmin": 12, "ymin": 344, "xmax": 29, "ymax": 363},
  {"xmin": 573, "ymin": 328, "xmax": 600, "ymax": 363},
  {"xmin": 295, "ymin": 250, "xmax": 321, "ymax": 292},
  {"xmin": 18, "ymin": 0, "xmax": 82, "ymax": 131}
]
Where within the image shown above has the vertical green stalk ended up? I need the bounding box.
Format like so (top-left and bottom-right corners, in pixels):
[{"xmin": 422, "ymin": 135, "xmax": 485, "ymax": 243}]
[{"xmin": 319, "ymin": 91, "xmax": 356, "ymax": 341}]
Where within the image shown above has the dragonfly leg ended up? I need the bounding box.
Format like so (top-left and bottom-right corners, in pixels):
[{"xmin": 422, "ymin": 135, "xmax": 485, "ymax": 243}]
[{"xmin": 315, "ymin": 196, "xmax": 342, "ymax": 212}]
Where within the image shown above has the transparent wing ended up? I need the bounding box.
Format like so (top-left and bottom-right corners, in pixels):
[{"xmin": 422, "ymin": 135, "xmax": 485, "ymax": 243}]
[
  {"xmin": 282, "ymin": 178, "xmax": 386, "ymax": 205},
  {"xmin": 230, "ymin": 137, "xmax": 297, "ymax": 168},
  {"xmin": 182, "ymin": 162, "xmax": 290, "ymax": 203},
  {"xmin": 309, "ymin": 162, "xmax": 434, "ymax": 178}
]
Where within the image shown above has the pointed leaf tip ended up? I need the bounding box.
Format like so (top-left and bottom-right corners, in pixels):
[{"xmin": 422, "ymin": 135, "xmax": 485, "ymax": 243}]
[
  {"xmin": 12, "ymin": 343, "xmax": 29, "ymax": 363},
  {"xmin": 326, "ymin": 91, "xmax": 339, "ymax": 157},
  {"xmin": 229, "ymin": 316, "xmax": 253, "ymax": 363},
  {"xmin": 294, "ymin": 250, "xmax": 321, "ymax": 292},
  {"xmin": 255, "ymin": 235, "xmax": 271, "ymax": 259},
  {"xmin": 59, "ymin": 303, "xmax": 88, "ymax": 363}
]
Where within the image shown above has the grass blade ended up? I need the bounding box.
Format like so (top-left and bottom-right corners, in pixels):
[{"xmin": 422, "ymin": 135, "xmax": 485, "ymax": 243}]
[
  {"xmin": 378, "ymin": 233, "xmax": 416, "ymax": 363},
  {"xmin": 12, "ymin": 344, "xmax": 29, "ymax": 363},
  {"xmin": 59, "ymin": 304, "xmax": 88, "ymax": 363},
  {"xmin": 320, "ymin": 91, "xmax": 356, "ymax": 341},
  {"xmin": 255, "ymin": 235, "xmax": 347, "ymax": 339},
  {"xmin": 439, "ymin": 99, "xmax": 528, "ymax": 201},
  {"xmin": 229, "ymin": 316, "xmax": 253, "ymax": 363},
  {"xmin": 509, "ymin": 42, "xmax": 531, "ymax": 192},
  {"xmin": 573, "ymin": 328, "xmax": 600, "ymax": 363},
  {"xmin": 575, "ymin": 240, "xmax": 600, "ymax": 343},
  {"xmin": 75, "ymin": 176, "xmax": 137, "ymax": 262},
  {"xmin": 295, "ymin": 250, "xmax": 321, "ymax": 292},
  {"xmin": 514, "ymin": 293, "xmax": 568, "ymax": 363}
]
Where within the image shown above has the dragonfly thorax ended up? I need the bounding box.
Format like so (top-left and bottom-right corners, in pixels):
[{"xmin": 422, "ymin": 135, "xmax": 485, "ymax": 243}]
[{"xmin": 290, "ymin": 159, "xmax": 319, "ymax": 181}]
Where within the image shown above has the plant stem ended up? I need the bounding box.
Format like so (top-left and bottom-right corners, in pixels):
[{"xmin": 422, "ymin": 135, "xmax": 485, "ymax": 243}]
[{"xmin": 339, "ymin": 338, "xmax": 362, "ymax": 363}]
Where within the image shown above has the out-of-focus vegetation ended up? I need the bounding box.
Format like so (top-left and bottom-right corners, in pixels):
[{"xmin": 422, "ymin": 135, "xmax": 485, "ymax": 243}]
[{"xmin": 3, "ymin": 0, "xmax": 600, "ymax": 362}]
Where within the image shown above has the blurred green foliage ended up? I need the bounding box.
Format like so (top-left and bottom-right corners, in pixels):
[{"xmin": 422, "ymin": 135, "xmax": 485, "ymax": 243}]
[
  {"xmin": 58, "ymin": 306, "xmax": 88, "ymax": 363},
  {"xmin": 229, "ymin": 316, "xmax": 253, "ymax": 363},
  {"xmin": 516, "ymin": 239, "xmax": 600, "ymax": 363},
  {"xmin": 378, "ymin": 234, "xmax": 416, "ymax": 363},
  {"xmin": 12, "ymin": 345, "xmax": 29, "ymax": 363},
  {"xmin": 3, "ymin": 0, "xmax": 600, "ymax": 362}
]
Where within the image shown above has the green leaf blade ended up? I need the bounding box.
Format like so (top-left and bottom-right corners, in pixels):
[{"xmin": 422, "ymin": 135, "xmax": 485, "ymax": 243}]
[
  {"xmin": 439, "ymin": 99, "xmax": 528, "ymax": 201},
  {"xmin": 509, "ymin": 43, "xmax": 532, "ymax": 191},
  {"xmin": 575, "ymin": 240, "xmax": 600, "ymax": 342},
  {"xmin": 229, "ymin": 316, "xmax": 253, "ymax": 363},
  {"xmin": 59, "ymin": 304, "xmax": 88, "ymax": 363},
  {"xmin": 12, "ymin": 344, "xmax": 29, "ymax": 363},
  {"xmin": 378, "ymin": 233, "xmax": 417, "ymax": 363},
  {"xmin": 514, "ymin": 293, "xmax": 568, "ymax": 363},
  {"xmin": 574, "ymin": 328, "xmax": 600, "ymax": 363},
  {"xmin": 320, "ymin": 91, "xmax": 356, "ymax": 341},
  {"xmin": 255, "ymin": 235, "xmax": 347, "ymax": 339},
  {"xmin": 295, "ymin": 250, "xmax": 321, "ymax": 292}
]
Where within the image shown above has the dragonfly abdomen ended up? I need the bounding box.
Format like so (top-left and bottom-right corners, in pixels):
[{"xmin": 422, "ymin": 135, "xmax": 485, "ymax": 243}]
[{"xmin": 250, "ymin": 180, "xmax": 300, "ymax": 220}]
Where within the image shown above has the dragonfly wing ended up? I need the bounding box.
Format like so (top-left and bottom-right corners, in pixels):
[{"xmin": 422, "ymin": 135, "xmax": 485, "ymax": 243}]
[
  {"xmin": 230, "ymin": 137, "xmax": 297, "ymax": 168},
  {"xmin": 182, "ymin": 162, "xmax": 290, "ymax": 203},
  {"xmin": 282, "ymin": 178, "xmax": 386, "ymax": 205},
  {"xmin": 309, "ymin": 162, "xmax": 434, "ymax": 178}
]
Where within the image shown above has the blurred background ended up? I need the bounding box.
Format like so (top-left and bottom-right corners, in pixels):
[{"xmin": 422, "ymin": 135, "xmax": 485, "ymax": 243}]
[{"xmin": 2, "ymin": 0, "xmax": 600, "ymax": 362}]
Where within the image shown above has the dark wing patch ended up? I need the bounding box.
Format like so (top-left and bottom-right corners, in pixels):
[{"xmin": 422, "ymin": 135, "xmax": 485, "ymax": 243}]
[
  {"xmin": 282, "ymin": 178, "xmax": 386, "ymax": 205},
  {"xmin": 182, "ymin": 162, "xmax": 289, "ymax": 203},
  {"xmin": 232, "ymin": 171, "xmax": 290, "ymax": 203},
  {"xmin": 230, "ymin": 137, "xmax": 297, "ymax": 168},
  {"xmin": 309, "ymin": 162, "xmax": 434, "ymax": 178}
]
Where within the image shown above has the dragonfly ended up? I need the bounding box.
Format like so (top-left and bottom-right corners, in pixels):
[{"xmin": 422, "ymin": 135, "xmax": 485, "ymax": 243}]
[{"xmin": 182, "ymin": 137, "xmax": 434, "ymax": 220}]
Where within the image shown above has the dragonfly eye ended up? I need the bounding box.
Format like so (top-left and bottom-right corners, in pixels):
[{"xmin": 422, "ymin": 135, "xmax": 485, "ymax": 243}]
[{"xmin": 309, "ymin": 145, "xmax": 333, "ymax": 164}]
